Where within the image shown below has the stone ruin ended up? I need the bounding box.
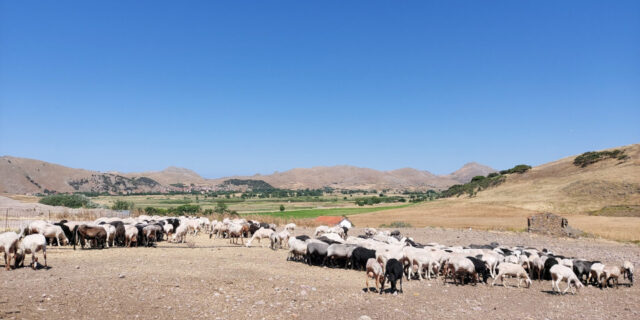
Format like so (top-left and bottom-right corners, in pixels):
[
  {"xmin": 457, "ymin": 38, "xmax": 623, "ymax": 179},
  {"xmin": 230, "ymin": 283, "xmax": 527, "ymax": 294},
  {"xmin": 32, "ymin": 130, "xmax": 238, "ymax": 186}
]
[{"xmin": 527, "ymin": 212, "xmax": 583, "ymax": 238}]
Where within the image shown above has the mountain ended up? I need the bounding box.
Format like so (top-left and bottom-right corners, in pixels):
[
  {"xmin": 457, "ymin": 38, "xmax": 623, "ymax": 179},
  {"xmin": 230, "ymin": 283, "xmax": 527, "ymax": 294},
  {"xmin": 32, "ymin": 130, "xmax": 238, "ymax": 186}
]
[
  {"xmin": 445, "ymin": 162, "xmax": 497, "ymax": 184},
  {"xmin": 0, "ymin": 156, "xmax": 495, "ymax": 194},
  {"xmin": 0, "ymin": 156, "xmax": 170, "ymax": 194}
]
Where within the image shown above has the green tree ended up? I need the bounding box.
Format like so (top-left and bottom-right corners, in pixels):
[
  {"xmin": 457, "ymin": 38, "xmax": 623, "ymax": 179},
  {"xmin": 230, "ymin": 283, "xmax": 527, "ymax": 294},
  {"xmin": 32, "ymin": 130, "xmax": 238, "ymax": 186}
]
[
  {"xmin": 112, "ymin": 200, "xmax": 134, "ymax": 211},
  {"xmin": 214, "ymin": 201, "xmax": 228, "ymax": 214},
  {"xmin": 279, "ymin": 204, "xmax": 285, "ymax": 212}
]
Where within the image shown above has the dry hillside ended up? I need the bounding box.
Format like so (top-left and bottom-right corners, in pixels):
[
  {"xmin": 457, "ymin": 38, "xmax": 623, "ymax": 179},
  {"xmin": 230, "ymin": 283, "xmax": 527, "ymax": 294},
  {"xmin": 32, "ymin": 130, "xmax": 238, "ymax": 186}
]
[
  {"xmin": 351, "ymin": 143, "xmax": 640, "ymax": 241},
  {"xmin": 0, "ymin": 157, "xmax": 494, "ymax": 194}
]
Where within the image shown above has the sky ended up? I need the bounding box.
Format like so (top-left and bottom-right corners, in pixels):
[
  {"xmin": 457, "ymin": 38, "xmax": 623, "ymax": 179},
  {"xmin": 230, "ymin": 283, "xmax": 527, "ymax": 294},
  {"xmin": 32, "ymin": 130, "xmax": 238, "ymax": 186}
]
[{"xmin": 1, "ymin": 1, "xmax": 639, "ymax": 178}]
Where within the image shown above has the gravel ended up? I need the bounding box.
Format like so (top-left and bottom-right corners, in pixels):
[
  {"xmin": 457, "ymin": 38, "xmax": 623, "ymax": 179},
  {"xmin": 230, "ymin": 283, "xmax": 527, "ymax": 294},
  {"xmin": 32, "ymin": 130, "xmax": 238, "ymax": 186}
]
[{"xmin": 1, "ymin": 227, "xmax": 638, "ymax": 319}]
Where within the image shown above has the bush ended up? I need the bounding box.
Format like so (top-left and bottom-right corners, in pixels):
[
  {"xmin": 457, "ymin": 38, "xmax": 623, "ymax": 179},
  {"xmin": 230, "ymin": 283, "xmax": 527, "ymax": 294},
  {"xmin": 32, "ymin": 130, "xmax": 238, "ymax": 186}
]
[
  {"xmin": 170, "ymin": 204, "xmax": 201, "ymax": 215},
  {"xmin": 499, "ymin": 164, "xmax": 532, "ymax": 175},
  {"xmin": 39, "ymin": 194, "xmax": 96, "ymax": 208},
  {"xmin": 573, "ymin": 149, "xmax": 628, "ymax": 167},
  {"xmin": 112, "ymin": 200, "xmax": 134, "ymax": 211},
  {"xmin": 279, "ymin": 204, "xmax": 285, "ymax": 212},
  {"xmin": 214, "ymin": 202, "xmax": 228, "ymax": 214}
]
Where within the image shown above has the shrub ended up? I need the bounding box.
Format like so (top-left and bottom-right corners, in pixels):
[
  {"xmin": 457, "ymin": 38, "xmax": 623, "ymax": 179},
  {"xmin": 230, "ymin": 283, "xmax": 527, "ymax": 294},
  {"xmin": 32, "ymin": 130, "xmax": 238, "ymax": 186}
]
[
  {"xmin": 573, "ymin": 149, "xmax": 628, "ymax": 167},
  {"xmin": 499, "ymin": 164, "xmax": 532, "ymax": 175},
  {"xmin": 214, "ymin": 202, "xmax": 228, "ymax": 214},
  {"xmin": 112, "ymin": 200, "xmax": 134, "ymax": 211},
  {"xmin": 279, "ymin": 204, "xmax": 285, "ymax": 212},
  {"xmin": 39, "ymin": 194, "xmax": 96, "ymax": 208}
]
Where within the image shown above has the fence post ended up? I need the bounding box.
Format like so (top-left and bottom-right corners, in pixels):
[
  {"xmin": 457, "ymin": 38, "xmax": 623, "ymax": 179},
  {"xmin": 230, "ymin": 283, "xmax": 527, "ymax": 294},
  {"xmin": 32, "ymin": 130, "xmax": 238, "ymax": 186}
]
[{"xmin": 4, "ymin": 209, "xmax": 7, "ymax": 232}]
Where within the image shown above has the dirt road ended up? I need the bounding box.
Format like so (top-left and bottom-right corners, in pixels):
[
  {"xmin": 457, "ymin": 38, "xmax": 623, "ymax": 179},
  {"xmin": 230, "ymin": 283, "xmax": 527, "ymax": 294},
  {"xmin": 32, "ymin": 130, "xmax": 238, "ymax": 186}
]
[{"xmin": 1, "ymin": 228, "xmax": 639, "ymax": 319}]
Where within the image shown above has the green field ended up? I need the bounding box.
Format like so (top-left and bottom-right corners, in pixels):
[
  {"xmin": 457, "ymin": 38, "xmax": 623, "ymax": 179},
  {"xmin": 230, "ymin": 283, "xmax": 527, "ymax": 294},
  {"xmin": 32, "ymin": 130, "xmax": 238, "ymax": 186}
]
[
  {"xmin": 90, "ymin": 193, "xmax": 413, "ymax": 219},
  {"xmin": 244, "ymin": 204, "xmax": 413, "ymax": 218}
]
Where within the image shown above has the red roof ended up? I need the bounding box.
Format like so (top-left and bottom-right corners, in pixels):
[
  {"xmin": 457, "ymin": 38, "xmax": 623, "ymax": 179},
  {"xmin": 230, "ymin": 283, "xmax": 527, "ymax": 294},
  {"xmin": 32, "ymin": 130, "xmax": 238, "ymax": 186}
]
[{"xmin": 314, "ymin": 216, "xmax": 343, "ymax": 226}]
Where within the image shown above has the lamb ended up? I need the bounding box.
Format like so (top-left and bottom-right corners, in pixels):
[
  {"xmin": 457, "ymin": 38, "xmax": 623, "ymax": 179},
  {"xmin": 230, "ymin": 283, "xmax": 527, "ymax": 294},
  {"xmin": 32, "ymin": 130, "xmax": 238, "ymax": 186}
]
[
  {"xmin": 246, "ymin": 227, "xmax": 274, "ymax": 247},
  {"xmin": 15, "ymin": 234, "xmax": 47, "ymax": 270},
  {"xmin": 324, "ymin": 243, "xmax": 353, "ymax": 268},
  {"xmin": 550, "ymin": 264, "xmax": 583, "ymax": 294},
  {"xmin": 600, "ymin": 264, "xmax": 623, "ymax": 289},
  {"xmin": 365, "ymin": 258, "xmax": 384, "ymax": 292},
  {"xmin": 380, "ymin": 258, "xmax": 404, "ymax": 294},
  {"xmin": 0, "ymin": 232, "xmax": 19, "ymax": 270},
  {"xmin": 492, "ymin": 263, "xmax": 532, "ymax": 288}
]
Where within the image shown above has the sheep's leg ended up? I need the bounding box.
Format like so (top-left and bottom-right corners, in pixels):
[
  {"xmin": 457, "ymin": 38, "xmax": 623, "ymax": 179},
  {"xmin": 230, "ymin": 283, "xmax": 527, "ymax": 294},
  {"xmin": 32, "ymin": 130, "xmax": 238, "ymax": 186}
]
[
  {"xmin": 379, "ymin": 275, "xmax": 386, "ymax": 295},
  {"xmin": 563, "ymin": 281, "xmax": 571, "ymax": 294},
  {"xmin": 366, "ymin": 274, "xmax": 370, "ymax": 291},
  {"xmin": 3, "ymin": 252, "xmax": 8, "ymax": 271},
  {"xmin": 399, "ymin": 276, "xmax": 403, "ymax": 293}
]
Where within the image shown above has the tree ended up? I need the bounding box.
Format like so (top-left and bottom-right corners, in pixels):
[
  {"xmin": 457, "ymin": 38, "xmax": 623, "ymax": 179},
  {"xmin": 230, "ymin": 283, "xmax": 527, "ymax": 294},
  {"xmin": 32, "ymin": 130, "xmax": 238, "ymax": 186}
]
[
  {"xmin": 214, "ymin": 202, "xmax": 228, "ymax": 214},
  {"xmin": 279, "ymin": 204, "xmax": 285, "ymax": 212},
  {"xmin": 112, "ymin": 200, "xmax": 134, "ymax": 211}
]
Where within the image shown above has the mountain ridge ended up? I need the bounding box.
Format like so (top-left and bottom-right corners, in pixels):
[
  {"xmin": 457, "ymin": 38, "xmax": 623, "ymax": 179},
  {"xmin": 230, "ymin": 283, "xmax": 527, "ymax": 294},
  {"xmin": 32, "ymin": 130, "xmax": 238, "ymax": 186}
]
[{"xmin": 0, "ymin": 156, "xmax": 495, "ymax": 194}]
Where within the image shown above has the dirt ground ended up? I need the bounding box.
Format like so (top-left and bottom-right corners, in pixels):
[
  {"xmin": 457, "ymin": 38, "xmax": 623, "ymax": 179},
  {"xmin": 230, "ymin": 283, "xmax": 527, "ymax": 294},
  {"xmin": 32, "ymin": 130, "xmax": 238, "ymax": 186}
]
[{"xmin": 1, "ymin": 228, "xmax": 639, "ymax": 320}]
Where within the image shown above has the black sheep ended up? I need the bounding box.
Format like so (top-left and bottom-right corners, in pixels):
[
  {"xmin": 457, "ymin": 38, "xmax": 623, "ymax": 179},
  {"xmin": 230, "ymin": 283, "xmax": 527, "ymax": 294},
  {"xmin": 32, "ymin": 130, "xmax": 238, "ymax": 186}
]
[
  {"xmin": 543, "ymin": 257, "xmax": 559, "ymax": 280},
  {"xmin": 350, "ymin": 247, "xmax": 376, "ymax": 271},
  {"xmin": 573, "ymin": 260, "xmax": 596, "ymax": 284},
  {"xmin": 467, "ymin": 256, "xmax": 490, "ymax": 283},
  {"xmin": 295, "ymin": 235, "xmax": 310, "ymax": 241},
  {"xmin": 380, "ymin": 258, "xmax": 404, "ymax": 294}
]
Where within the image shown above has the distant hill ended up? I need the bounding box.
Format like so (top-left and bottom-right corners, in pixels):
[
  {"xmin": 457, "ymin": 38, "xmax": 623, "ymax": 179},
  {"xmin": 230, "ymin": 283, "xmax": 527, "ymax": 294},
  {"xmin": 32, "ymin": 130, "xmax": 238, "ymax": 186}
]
[
  {"xmin": 349, "ymin": 143, "xmax": 640, "ymax": 241},
  {"xmin": 0, "ymin": 156, "xmax": 495, "ymax": 194}
]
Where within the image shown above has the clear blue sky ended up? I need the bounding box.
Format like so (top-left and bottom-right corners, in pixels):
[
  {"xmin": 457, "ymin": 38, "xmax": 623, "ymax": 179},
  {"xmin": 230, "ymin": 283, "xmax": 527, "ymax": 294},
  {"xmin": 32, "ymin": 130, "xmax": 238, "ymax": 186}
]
[{"xmin": 1, "ymin": 1, "xmax": 639, "ymax": 178}]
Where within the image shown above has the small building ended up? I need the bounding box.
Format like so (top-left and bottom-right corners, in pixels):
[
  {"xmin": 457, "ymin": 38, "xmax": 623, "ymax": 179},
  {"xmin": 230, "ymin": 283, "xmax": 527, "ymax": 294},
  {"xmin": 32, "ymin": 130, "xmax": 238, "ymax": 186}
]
[
  {"xmin": 527, "ymin": 212, "xmax": 581, "ymax": 238},
  {"xmin": 314, "ymin": 216, "xmax": 354, "ymax": 229}
]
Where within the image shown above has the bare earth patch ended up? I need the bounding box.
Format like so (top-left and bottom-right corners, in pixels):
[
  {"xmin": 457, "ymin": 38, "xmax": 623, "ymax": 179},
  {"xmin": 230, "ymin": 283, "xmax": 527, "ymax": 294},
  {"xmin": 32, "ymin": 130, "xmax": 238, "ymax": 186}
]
[{"xmin": 1, "ymin": 227, "xmax": 639, "ymax": 319}]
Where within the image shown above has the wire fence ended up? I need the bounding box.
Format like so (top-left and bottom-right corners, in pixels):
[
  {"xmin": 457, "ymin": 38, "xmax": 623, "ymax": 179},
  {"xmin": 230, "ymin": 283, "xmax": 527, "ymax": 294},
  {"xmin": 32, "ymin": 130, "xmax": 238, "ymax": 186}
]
[{"xmin": 1, "ymin": 207, "xmax": 129, "ymax": 232}]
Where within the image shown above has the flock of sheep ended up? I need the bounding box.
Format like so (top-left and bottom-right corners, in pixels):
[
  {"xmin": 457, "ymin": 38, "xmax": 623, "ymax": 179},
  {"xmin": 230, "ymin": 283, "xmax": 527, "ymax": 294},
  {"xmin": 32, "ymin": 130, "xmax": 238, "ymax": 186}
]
[
  {"xmin": 0, "ymin": 216, "xmax": 635, "ymax": 296},
  {"xmin": 283, "ymin": 226, "xmax": 634, "ymax": 295}
]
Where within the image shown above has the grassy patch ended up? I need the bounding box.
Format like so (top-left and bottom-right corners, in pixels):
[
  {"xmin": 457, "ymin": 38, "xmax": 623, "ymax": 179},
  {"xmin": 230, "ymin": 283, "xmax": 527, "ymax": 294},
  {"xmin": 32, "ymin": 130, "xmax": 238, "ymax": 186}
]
[
  {"xmin": 588, "ymin": 205, "xmax": 640, "ymax": 217},
  {"xmin": 243, "ymin": 204, "xmax": 412, "ymax": 219}
]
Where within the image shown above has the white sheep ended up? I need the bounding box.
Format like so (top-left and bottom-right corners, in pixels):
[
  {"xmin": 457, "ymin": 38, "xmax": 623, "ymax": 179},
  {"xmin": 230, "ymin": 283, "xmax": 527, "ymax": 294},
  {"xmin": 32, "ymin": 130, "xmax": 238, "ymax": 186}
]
[
  {"xmin": 550, "ymin": 264, "xmax": 583, "ymax": 294},
  {"xmin": 0, "ymin": 232, "xmax": 20, "ymax": 270},
  {"xmin": 589, "ymin": 262, "xmax": 605, "ymax": 285},
  {"xmin": 314, "ymin": 225, "xmax": 330, "ymax": 237},
  {"xmin": 277, "ymin": 230, "xmax": 291, "ymax": 249},
  {"xmin": 172, "ymin": 223, "xmax": 188, "ymax": 243},
  {"xmin": 284, "ymin": 223, "xmax": 296, "ymax": 234},
  {"xmin": 492, "ymin": 263, "xmax": 531, "ymax": 288},
  {"xmin": 443, "ymin": 256, "xmax": 477, "ymax": 285},
  {"xmin": 601, "ymin": 264, "xmax": 623, "ymax": 289},
  {"xmin": 287, "ymin": 238, "xmax": 307, "ymax": 262},
  {"xmin": 246, "ymin": 227, "xmax": 274, "ymax": 247},
  {"xmin": 16, "ymin": 234, "xmax": 47, "ymax": 270},
  {"xmin": 366, "ymin": 258, "xmax": 384, "ymax": 292},
  {"xmin": 124, "ymin": 225, "xmax": 139, "ymax": 247}
]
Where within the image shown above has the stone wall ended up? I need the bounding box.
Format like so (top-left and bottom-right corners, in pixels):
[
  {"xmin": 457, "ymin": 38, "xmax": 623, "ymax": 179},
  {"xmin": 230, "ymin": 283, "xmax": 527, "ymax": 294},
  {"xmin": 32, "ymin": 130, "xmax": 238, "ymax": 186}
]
[{"xmin": 527, "ymin": 212, "xmax": 582, "ymax": 238}]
